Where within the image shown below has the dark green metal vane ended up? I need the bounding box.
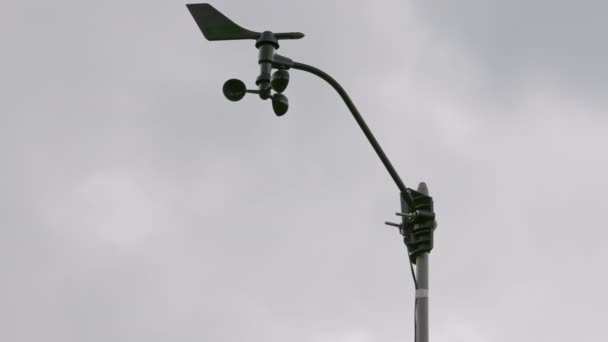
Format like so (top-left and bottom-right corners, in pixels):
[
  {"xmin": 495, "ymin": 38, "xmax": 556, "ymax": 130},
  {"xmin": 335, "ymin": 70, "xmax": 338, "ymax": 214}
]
[
  {"xmin": 187, "ymin": 3, "xmax": 304, "ymax": 42},
  {"xmin": 186, "ymin": 3, "xmax": 260, "ymax": 41}
]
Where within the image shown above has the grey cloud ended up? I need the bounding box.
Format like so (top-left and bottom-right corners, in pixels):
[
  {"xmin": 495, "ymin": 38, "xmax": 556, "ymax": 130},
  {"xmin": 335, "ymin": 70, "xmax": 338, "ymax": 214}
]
[
  {"xmin": 411, "ymin": 1, "xmax": 608, "ymax": 101},
  {"xmin": 2, "ymin": 1, "xmax": 607, "ymax": 342}
]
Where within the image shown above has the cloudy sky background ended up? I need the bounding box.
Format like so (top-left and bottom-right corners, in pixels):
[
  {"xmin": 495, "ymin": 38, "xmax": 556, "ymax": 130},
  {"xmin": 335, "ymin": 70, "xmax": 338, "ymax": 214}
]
[{"xmin": 2, "ymin": 0, "xmax": 607, "ymax": 341}]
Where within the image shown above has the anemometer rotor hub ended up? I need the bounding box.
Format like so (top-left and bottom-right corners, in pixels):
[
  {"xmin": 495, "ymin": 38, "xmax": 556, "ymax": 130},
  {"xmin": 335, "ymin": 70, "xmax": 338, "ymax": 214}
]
[{"xmin": 255, "ymin": 31, "xmax": 280, "ymax": 49}]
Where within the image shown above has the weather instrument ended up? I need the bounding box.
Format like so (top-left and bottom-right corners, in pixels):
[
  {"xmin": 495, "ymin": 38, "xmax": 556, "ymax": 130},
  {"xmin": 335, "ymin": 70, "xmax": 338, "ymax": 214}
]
[
  {"xmin": 187, "ymin": 3, "xmax": 303, "ymax": 115},
  {"xmin": 186, "ymin": 4, "xmax": 437, "ymax": 342}
]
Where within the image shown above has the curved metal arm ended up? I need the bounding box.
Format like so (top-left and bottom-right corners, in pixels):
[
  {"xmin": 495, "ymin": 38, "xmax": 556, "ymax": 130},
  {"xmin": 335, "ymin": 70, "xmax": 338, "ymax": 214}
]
[{"xmin": 291, "ymin": 61, "xmax": 408, "ymax": 193}]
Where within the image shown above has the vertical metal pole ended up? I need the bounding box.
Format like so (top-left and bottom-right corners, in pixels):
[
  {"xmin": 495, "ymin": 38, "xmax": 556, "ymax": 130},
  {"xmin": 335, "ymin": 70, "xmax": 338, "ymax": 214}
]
[
  {"xmin": 415, "ymin": 253, "xmax": 429, "ymax": 342},
  {"xmin": 415, "ymin": 183, "xmax": 430, "ymax": 342}
]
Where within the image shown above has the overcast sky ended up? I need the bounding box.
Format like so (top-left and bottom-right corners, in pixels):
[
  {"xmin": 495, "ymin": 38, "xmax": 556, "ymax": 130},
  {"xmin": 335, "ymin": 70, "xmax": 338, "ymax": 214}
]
[{"xmin": 2, "ymin": 1, "xmax": 607, "ymax": 341}]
